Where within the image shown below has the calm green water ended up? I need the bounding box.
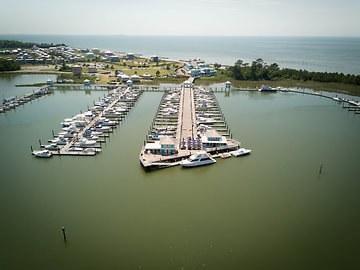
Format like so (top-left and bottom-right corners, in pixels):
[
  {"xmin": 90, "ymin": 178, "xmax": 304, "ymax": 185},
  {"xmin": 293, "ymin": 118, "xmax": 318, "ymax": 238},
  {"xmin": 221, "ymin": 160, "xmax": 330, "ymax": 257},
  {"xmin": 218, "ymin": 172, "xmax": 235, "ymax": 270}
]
[{"xmin": 0, "ymin": 75, "xmax": 360, "ymax": 269}]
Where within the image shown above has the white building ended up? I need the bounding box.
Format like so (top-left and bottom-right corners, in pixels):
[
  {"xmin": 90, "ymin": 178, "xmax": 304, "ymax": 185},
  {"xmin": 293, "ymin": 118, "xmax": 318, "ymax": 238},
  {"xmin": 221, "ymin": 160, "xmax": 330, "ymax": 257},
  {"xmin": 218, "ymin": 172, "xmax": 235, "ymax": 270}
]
[{"xmin": 131, "ymin": 75, "xmax": 140, "ymax": 82}]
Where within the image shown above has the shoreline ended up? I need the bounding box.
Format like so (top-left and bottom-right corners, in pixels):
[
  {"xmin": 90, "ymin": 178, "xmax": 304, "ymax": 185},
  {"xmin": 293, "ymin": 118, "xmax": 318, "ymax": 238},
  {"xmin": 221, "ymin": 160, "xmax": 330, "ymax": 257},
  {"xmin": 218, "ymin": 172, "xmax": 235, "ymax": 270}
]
[{"xmin": 4, "ymin": 70, "xmax": 360, "ymax": 97}]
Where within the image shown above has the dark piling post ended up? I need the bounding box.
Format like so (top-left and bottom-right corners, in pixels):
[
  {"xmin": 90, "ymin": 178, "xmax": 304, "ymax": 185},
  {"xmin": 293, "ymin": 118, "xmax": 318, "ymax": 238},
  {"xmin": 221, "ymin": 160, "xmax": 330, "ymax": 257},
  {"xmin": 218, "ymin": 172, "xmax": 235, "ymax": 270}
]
[
  {"xmin": 319, "ymin": 164, "xmax": 323, "ymax": 174},
  {"xmin": 52, "ymin": 130, "xmax": 55, "ymax": 137},
  {"xmin": 31, "ymin": 145, "xmax": 33, "ymax": 153},
  {"xmin": 39, "ymin": 139, "xmax": 42, "ymax": 147},
  {"xmin": 61, "ymin": 227, "xmax": 67, "ymax": 241}
]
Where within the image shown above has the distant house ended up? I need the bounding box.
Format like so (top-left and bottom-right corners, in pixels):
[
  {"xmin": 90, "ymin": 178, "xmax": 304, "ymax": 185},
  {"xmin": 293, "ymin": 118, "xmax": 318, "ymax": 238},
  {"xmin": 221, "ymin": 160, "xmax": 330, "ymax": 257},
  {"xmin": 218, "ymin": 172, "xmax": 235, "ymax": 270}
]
[
  {"xmin": 88, "ymin": 66, "xmax": 97, "ymax": 73},
  {"xmin": 190, "ymin": 69, "xmax": 201, "ymax": 77},
  {"xmin": 201, "ymin": 130, "xmax": 228, "ymax": 148},
  {"xmin": 142, "ymin": 73, "xmax": 153, "ymax": 80},
  {"xmin": 92, "ymin": 48, "xmax": 100, "ymax": 54},
  {"xmin": 110, "ymin": 55, "xmax": 120, "ymax": 62},
  {"xmin": 121, "ymin": 74, "xmax": 130, "ymax": 82},
  {"xmin": 86, "ymin": 52, "xmax": 95, "ymax": 59},
  {"xmin": 72, "ymin": 65, "xmax": 82, "ymax": 76},
  {"xmin": 126, "ymin": 53, "xmax": 135, "ymax": 60},
  {"xmin": 131, "ymin": 74, "xmax": 140, "ymax": 82},
  {"xmin": 104, "ymin": 51, "xmax": 113, "ymax": 56},
  {"xmin": 141, "ymin": 72, "xmax": 153, "ymax": 80},
  {"xmin": 150, "ymin": 55, "xmax": 159, "ymax": 62}
]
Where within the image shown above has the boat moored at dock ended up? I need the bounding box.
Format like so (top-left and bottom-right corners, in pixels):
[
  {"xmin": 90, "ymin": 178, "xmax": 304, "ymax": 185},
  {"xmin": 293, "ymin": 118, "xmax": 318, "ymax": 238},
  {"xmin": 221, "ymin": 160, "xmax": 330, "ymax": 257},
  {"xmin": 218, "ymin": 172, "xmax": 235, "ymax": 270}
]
[
  {"xmin": 180, "ymin": 151, "xmax": 216, "ymax": 167},
  {"xmin": 230, "ymin": 148, "xmax": 252, "ymax": 157}
]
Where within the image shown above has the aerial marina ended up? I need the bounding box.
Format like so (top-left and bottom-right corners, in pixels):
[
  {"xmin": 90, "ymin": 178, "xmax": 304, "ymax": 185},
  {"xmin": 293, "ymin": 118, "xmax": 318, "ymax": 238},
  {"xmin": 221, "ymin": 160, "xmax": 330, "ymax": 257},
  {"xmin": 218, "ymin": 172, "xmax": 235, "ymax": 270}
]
[
  {"xmin": 2, "ymin": 76, "xmax": 357, "ymax": 163},
  {"xmin": 1, "ymin": 33, "xmax": 360, "ymax": 270}
]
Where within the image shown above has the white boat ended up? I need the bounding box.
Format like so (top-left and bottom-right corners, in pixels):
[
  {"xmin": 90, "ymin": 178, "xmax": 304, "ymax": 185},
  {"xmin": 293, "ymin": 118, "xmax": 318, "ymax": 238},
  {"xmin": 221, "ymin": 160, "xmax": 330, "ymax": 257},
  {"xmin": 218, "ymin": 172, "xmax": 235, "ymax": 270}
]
[
  {"xmin": 333, "ymin": 97, "xmax": 341, "ymax": 102},
  {"xmin": 220, "ymin": 152, "xmax": 231, "ymax": 159},
  {"xmin": 58, "ymin": 130, "xmax": 76, "ymax": 138},
  {"xmin": 90, "ymin": 131, "xmax": 103, "ymax": 136},
  {"xmin": 259, "ymin": 85, "xmax": 276, "ymax": 92},
  {"xmin": 84, "ymin": 148, "xmax": 102, "ymax": 153},
  {"xmin": 67, "ymin": 147, "xmax": 83, "ymax": 152},
  {"xmin": 33, "ymin": 150, "xmax": 52, "ymax": 158},
  {"xmin": 230, "ymin": 148, "xmax": 251, "ymax": 157},
  {"xmin": 180, "ymin": 151, "xmax": 216, "ymax": 167},
  {"xmin": 44, "ymin": 143, "xmax": 60, "ymax": 151},
  {"xmin": 52, "ymin": 137, "xmax": 68, "ymax": 145},
  {"xmin": 349, "ymin": 100, "xmax": 360, "ymax": 106},
  {"xmin": 76, "ymin": 138, "xmax": 97, "ymax": 147}
]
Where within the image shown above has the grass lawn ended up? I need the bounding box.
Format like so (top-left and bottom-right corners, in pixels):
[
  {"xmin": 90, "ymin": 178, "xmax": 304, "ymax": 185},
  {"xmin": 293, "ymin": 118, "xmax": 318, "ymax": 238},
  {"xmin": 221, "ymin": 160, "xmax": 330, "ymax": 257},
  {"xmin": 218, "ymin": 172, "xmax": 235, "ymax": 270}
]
[{"xmin": 122, "ymin": 68, "xmax": 174, "ymax": 76}]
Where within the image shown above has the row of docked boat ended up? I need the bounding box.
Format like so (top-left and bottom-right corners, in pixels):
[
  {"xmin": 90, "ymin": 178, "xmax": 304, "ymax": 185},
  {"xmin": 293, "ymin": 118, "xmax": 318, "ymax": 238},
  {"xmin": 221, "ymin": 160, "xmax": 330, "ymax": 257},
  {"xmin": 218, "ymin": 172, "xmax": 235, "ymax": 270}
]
[
  {"xmin": 179, "ymin": 148, "xmax": 251, "ymax": 167},
  {"xmin": 0, "ymin": 87, "xmax": 52, "ymax": 113},
  {"xmin": 333, "ymin": 95, "xmax": 360, "ymax": 106},
  {"xmin": 32, "ymin": 86, "xmax": 143, "ymax": 158},
  {"xmin": 147, "ymin": 89, "xmax": 180, "ymax": 144}
]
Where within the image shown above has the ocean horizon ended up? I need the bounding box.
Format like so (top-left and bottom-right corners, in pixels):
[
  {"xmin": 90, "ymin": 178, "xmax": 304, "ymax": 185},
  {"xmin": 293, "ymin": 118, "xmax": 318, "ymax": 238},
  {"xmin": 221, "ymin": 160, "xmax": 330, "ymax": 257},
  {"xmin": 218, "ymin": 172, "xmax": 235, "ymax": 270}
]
[{"xmin": 1, "ymin": 34, "xmax": 360, "ymax": 75}]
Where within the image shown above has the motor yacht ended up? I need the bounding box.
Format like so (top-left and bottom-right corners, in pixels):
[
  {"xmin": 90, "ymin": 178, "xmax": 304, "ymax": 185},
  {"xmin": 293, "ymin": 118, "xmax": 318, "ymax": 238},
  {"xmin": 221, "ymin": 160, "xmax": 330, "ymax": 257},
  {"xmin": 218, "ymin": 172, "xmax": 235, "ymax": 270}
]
[
  {"xmin": 33, "ymin": 150, "xmax": 52, "ymax": 158},
  {"xmin": 44, "ymin": 143, "xmax": 60, "ymax": 151},
  {"xmin": 180, "ymin": 151, "xmax": 216, "ymax": 167},
  {"xmin": 230, "ymin": 148, "xmax": 252, "ymax": 157}
]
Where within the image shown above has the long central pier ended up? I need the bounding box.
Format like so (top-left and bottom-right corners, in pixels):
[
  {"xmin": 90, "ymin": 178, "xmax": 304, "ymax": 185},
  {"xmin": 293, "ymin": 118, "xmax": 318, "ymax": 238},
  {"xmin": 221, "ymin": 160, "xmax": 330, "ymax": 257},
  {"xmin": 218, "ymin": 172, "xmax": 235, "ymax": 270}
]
[{"xmin": 178, "ymin": 85, "xmax": 196, "ymax": 142}]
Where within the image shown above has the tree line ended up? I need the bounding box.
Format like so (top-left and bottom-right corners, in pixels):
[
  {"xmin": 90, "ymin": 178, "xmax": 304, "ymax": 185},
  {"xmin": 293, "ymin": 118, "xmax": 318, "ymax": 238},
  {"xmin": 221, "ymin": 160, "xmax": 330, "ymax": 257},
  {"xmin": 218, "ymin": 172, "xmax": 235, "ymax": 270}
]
[
  {"xmin": 0, "ymin": 40, "xmax": 66, "ymax": 49},
  {"xmin": 228, "ymin": 58, "xmax": 360, "ymax": 85},
  {"xmin": 0, "ymin": 59, "xmax": 21, "ymax": 71}
]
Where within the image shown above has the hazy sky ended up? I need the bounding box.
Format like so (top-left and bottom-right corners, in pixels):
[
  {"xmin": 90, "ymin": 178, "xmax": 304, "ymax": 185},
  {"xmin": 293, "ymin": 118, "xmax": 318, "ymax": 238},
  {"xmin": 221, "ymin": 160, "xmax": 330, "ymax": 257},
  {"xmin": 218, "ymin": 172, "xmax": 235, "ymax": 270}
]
[{"xmin": 0, "ymin": 0, "xmax": 359, "ymax": 36}]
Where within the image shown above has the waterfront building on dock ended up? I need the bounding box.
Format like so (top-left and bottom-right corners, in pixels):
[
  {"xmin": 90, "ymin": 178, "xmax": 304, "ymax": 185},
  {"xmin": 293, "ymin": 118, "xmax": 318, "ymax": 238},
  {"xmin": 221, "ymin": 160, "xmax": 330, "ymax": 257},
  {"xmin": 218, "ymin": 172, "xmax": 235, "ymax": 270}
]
[
  {"xmin": 144, "ymin": 136, "xmax": 177, "ymax": 155},
  {"xmin": 201, "ymin": 130, "xmax": 228, "ymax": 148},
  {"xmin": 160, "ymin": 136, "xmax": 177, "ymax": 155},
  {"xmin": 84, "ymin": 79, "xmax": 91, "ymax": 87},
  {"xmin": 225, "ymin": 81, "xmax": 231, "ymax": 91},
  {"xmin": 46, "ymin": 79, "xmax": 53, "ymax": 87},
  {"xmin": 127, "ymin": 80, "xmax": 133, "ymax": 88}
]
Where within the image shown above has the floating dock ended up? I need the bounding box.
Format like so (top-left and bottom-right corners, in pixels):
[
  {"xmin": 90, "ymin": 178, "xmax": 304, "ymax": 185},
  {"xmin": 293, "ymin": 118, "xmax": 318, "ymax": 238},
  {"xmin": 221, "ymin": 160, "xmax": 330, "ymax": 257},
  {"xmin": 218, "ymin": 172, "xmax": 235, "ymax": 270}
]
[{"xmin": 0, "ymin": 85, "xmax": 52, "ymax": 113}]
